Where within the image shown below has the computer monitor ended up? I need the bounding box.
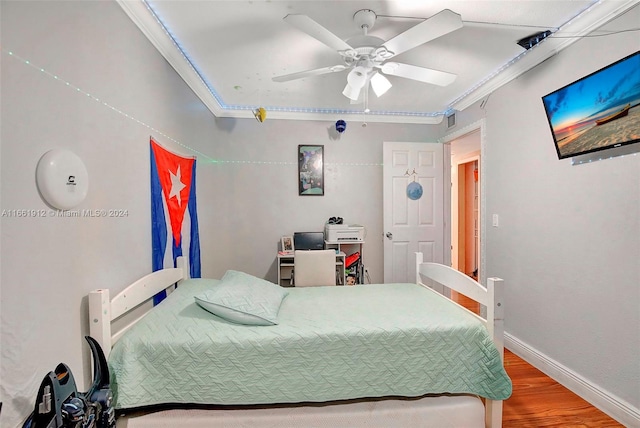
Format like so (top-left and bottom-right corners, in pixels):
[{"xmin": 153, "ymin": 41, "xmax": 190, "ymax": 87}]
[{"xmin": 293, "ymin": 232, "xmax": 325, "ymax": 251}]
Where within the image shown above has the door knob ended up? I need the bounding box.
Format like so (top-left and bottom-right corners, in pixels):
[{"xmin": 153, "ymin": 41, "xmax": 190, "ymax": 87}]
[{"xmin": 386, "ymin": 232, "xmax": 393, "ymax": 240}]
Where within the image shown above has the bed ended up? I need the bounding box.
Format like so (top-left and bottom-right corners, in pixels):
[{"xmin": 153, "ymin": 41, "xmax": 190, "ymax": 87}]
[{"xmin": 88, "ymin": 253, "xmax": 511, "ymax": 427}]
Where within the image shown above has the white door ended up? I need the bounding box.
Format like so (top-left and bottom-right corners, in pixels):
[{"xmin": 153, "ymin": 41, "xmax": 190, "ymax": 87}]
[{"xmin": 383, "ymin": 142, "xmax": 446, "ymax": 284}]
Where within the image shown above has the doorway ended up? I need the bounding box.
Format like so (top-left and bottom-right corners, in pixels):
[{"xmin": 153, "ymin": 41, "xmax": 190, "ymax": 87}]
[
  {"xmin": 455, "ymin": 158, "xmax": 479, "ymax": 279},
  {"xmin": 449, "ymin": 129, "xmax": 481, "ymax": 280}
]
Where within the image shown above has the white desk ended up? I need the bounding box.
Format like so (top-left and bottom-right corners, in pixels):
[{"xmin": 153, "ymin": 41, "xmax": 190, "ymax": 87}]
[{"xmin": 277, "ymin": 251, "xmax": 346, "ymax": 287}]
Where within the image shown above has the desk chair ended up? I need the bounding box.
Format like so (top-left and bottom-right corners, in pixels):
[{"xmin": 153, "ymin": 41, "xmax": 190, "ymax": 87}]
[{"xmin": 293, "ymin": 250, "xmax": 337, "ymax": 287}]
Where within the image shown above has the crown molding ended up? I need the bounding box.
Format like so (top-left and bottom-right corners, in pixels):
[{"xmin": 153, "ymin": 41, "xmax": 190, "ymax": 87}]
[
  {"xmin": 117, "ymin": 0, "xmax": 226, "ymax": 118},
  {"xmin": 118, "ymin": 0, "xmax": 638, "ymax": 124},
  {"xmin": 115, "ymin": 0, "xmax": 441, "ymax": 124},
  {"xmin": 450, "ymin": 0, "xmax": 640, "ymax": 111}
]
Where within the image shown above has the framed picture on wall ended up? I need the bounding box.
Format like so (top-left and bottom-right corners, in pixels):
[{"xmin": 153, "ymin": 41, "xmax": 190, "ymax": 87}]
[
  {"xmin": 298, "ymin": 145, "xmax": 324, "ymax": 195},
  {"xmin": 281, "ymin": 236, "xmax": 294, "ymax": 254}
]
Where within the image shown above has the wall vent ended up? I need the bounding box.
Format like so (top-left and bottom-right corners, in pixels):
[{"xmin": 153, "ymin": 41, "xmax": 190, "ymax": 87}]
[{"xmin": 447, "ymin": 112, "xmax": 456, "ymax": 129}]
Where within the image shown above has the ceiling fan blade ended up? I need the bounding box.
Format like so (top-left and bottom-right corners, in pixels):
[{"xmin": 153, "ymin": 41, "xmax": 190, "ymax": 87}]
[
  {"xmin": 273, "ymin": 65, "xmax": 346, "ymax": 82},
  {"xmin": 383, "ymin": 9, "xmax": 462, "ymax": 58},
  {"xmin": 380, "ymin": 62, "xmax": 457, "ymax": 87},
  {"xmin": 284, "ymin": 14, "xmax": 353, "ymax": 52}
]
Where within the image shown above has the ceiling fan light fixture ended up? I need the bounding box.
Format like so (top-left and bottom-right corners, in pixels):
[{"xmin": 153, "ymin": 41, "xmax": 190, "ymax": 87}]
[
  {"xmin": 342, "ymin": 83, "xmax": 361, "ymax": 101},
  {"xmin": 370, "ymin": 72, "xmax": 392, "ymax": 97},
  {"xmin": 277, "ymin": 8, "xmax": 462, "ymax": 106},
  {"xmin": 347, "ymin": 66, "xmax": 368, "ymax": 90}
]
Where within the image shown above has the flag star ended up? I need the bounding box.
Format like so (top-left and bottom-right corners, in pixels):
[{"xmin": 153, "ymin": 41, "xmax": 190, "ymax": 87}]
[{"xmin": 169, "ymin": 166, "xmax": 186, "ymax": 206}]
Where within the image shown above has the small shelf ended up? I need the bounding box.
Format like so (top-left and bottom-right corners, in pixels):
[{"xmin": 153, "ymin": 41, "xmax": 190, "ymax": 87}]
[{"xmin": 324, "ymin": 240, "xmax": 364, "ymax": 284}]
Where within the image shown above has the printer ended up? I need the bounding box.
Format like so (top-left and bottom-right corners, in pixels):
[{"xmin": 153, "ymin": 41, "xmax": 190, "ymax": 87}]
[{"xmin": 325, "ymin": 224, "xmax": 365, "ymax": 242}]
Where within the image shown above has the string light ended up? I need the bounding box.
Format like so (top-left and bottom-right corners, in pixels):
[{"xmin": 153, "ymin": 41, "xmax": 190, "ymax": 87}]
[
  {"xmin": 3, "ymin": 49, "xmax": 383, "ymax": 167},
  {"xmin": 3, "ymin": 49, "xmax": 219, "ymax": 163}
]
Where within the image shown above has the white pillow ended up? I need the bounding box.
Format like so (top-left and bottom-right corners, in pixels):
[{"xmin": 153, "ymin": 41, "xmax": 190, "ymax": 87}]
[{"xmin": 195, "ymin": 270, "xmax": 288, "ymax": 326}]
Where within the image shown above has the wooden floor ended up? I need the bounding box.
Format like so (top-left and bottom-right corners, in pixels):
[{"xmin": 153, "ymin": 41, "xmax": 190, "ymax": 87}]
[
  {"xmin": 451, "ymin": 292, "xmax": 622, "ymax": 427},
  {"xmin": 502, "ymin": 349, "xmax": 622, "ymax": 427}
]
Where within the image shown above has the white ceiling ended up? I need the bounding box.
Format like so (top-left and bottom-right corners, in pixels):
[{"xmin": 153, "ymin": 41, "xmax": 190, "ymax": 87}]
[{"xmin": 119, "ymin": 0, "xmax": 639, "ymax": 124}]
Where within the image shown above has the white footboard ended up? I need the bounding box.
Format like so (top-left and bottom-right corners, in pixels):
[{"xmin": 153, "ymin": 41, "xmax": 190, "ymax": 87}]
[
  {"xmin": 88, "ymin": 257, "xmax": 188, "ymax": 358},
  {"xmin": 415, "ymin": 252, "xmax": 505, "ymax": 428}
]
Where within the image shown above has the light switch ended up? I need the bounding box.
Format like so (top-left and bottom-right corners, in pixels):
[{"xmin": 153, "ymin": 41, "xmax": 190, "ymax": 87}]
[{"xmin": 492, "ymin": 214, "xmax": 499, "ymax": 227}]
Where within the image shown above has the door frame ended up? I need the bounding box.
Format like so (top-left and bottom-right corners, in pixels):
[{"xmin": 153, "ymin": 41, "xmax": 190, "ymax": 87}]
[{"xmin": 439, "ymin": 119, "xmax": 486, "ymax": 284}]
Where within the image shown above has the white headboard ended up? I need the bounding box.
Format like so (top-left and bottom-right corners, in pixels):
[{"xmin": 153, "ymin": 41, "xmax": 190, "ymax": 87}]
[{"xmin": 88, "ymin": 257, "xmax": 189, "ymax": 357}]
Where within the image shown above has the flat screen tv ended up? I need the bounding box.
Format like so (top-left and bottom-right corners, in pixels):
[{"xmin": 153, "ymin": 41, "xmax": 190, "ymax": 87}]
[{"xmin": 541, "ymin": 51, "xmax": 640, "ymax": 159}]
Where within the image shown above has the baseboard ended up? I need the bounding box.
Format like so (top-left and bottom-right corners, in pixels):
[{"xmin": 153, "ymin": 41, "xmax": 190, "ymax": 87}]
[{"xmin": 505, "ymin": 333, "xmax": 640, "ymax": 427}]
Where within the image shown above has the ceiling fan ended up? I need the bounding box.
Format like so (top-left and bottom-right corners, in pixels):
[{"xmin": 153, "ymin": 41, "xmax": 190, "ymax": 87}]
[{"xmin": 272, "ymin": 9, "xmax": 463, "ymax": 103}]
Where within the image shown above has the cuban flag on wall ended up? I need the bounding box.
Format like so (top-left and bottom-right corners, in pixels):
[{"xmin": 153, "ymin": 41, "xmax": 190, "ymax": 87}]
[{"xmin": 150, "ymin": 139, "xmax": 201, "ymax": 304}]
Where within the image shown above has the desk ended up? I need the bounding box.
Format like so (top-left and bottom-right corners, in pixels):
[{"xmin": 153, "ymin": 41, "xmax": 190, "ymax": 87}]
[{"xmin": 277, "ymin": 251, "xmax": 346, "ymax": 287}]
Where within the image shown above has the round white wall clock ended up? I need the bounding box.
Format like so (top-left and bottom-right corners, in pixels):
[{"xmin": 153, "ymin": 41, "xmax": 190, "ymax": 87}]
[{"xmin": 36, "ymin": 149, "xmax": 89, "ymax": 210}]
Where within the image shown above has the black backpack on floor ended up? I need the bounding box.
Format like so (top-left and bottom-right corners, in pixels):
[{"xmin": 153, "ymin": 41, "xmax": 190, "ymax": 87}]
[{"xmin": 22, "ymin": 336, "xmax": 115, "ymax": 428}]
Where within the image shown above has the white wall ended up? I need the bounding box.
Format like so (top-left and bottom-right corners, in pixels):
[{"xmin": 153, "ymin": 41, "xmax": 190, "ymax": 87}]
[
  {"xmin": 454, "ymin": 6, "xmax": 639, "ymax": 424},
  {"xmin": 0, "ymin": 2, "xmax": 439, "ymax": 426},
  {"xmin": 199, "ymin": 117, "xmax": 439, "ymax": 284},
  {"xmin": 0, "ymin": 2, "xmax": 220, "ymax": 426},
  {"xmin": 7, "ymin": 1, "xmax": 636, "ymax": 426}
]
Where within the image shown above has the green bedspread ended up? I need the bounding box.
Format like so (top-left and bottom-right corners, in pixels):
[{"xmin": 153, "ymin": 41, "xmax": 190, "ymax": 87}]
[{"xmin": 109, "ymin": 279, "xmax": 512, "ymax": 409}]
